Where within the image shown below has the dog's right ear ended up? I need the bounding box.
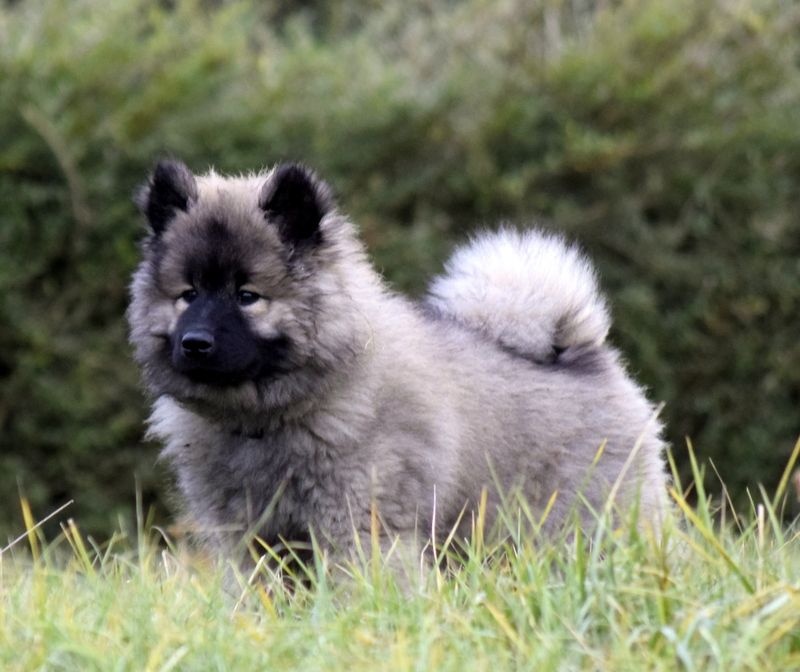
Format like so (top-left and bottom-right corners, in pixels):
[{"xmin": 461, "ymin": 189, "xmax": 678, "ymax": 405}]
[
  {"xmin": 135, "ymin": 159, "xmax": 198, "ymax": 235},
  {"xmin": 259, "ymin": 163, "xmax": 333, "ymax": 251}
]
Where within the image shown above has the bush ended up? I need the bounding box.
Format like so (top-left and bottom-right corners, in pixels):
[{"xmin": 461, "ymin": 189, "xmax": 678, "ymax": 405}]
[{"xmin": 1, "ymin": 0, "xmax": 798, "ymax": 537}]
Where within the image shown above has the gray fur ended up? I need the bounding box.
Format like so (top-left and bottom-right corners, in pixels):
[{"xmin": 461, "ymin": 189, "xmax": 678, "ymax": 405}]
[{"xmin": 128, "ymin": 161, "xmax": 669, "ymax": 563}]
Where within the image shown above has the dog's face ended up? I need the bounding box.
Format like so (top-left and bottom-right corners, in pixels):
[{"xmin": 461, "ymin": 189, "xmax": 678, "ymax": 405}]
[
  {"xmin": 158, "ymin": 218, "xmax": 290, "ymax": 388},
  {"xmin": 128, "ymin": 160, "xmax": 365, "ymax": 413}
]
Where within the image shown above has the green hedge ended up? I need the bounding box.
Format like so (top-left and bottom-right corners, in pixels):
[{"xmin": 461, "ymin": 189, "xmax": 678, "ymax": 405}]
[{"xmin": 1, "ymin": 0, "xmax": 798, "ymax": 537}]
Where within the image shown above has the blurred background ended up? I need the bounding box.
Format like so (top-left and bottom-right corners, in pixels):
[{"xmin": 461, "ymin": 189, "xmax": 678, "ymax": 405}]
[{"xmin": 1, "ymin": 0, "xmax": 798, "ymax": 539}]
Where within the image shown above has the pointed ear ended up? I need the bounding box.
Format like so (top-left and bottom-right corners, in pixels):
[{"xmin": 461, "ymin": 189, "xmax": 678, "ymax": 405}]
[
  {"xmin": 135, "ymin": 159, "xmax": 198, "ymax": 235},
  {"xmin": 258, "ymin": 163, "xmax": 333, "ymax": 249}
]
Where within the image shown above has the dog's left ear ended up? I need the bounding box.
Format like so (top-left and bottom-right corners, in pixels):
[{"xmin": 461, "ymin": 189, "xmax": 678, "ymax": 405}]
[
  {"xmin": 135, "ymin": 159, "xmax": 198, "ymax": 235},
  {"xmin": 259, "ymin": 163, "xmax": 333, "ymax": 249}
]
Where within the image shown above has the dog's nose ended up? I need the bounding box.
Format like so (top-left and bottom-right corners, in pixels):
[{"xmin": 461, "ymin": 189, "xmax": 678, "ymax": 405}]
[{"xmin": 181, "ymin": 330, "xmax": 215, "ymax": 357}]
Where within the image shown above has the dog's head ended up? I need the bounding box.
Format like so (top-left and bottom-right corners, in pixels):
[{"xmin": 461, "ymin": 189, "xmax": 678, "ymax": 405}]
[{"xmin": 128, "ymin": 159, "xmax": 369, "ymax": 414}]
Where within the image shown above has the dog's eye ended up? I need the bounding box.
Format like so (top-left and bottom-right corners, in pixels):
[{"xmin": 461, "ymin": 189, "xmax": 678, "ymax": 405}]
[
  {"xmin": 180, "ymin": 289, "xmax": 198, "ymax": 303},
  {"xmin": 237, "ymin": 290, "xmax": 260, "ymax": 306}
]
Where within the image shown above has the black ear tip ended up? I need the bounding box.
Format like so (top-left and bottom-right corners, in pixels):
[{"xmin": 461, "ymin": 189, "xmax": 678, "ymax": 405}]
[
  {"xmin": 259, "ymin": 162, "xmax": 334, "ymax": 248},
  {"xmin": 150, "ymin": 158, "xmax": 196, "ymax": 192},
  {"xmin": 273, "ymin": 162, "xmax": 311, "ymax": 182},
  {"xmin": 152, "ymin": 158, "xmax": 190, "ymax": 181},
  {"xmin": 137, "ymin": 157, "xmax": 198, "ymax": 234},
  {"xmin": 268, "ymin": 163, "xmax": 333, "ymax": 211}
]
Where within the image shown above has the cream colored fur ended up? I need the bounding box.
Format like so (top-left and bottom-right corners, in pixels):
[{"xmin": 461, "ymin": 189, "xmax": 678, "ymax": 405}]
[{"xmin": 427, "ymin": 229, "xmax": 610, "ymax": 362}]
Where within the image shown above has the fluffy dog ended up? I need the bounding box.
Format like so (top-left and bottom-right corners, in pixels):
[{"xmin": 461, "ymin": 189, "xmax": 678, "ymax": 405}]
[{"xmin": 128, "ymin": 160, "xmax": 668, "ymax": 564}]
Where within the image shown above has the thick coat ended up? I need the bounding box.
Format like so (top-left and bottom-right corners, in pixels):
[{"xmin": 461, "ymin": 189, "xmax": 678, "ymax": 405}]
[{"xmin": 128, "ymin": 160, "xmax": 669, "ymax": 561}]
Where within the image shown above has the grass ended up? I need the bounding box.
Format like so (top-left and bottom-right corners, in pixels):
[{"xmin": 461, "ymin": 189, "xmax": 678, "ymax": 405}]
[{"xmin": 1, "ymin": 448, "xmax": 800, "ymax": 671}]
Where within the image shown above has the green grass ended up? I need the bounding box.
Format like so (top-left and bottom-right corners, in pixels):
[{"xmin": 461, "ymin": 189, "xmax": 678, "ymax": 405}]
[{"xmin": 2, "ymin": 449, "xmax": 800, "ymax": 671}]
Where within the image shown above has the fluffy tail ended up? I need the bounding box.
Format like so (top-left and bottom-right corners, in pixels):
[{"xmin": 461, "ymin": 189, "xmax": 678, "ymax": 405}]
[{"xmin": 425, "ymin": 229, "xmax": 611, "ymax": 363}]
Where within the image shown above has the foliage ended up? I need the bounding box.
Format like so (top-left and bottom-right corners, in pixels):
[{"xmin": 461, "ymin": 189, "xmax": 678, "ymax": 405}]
[{"xmin": 0, "ymin": 0, "xmax": 798, "ymax": 535}]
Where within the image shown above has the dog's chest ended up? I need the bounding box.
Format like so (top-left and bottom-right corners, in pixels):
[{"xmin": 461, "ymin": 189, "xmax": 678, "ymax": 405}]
[{"xmin": 181, "ymin": 419, "xmax": 373, "ymax": 544}]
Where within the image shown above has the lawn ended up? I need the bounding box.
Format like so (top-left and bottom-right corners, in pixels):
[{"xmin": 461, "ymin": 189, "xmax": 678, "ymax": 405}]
[{"xmin": 1, "ymin": 447, "xmax": 799, "ymax": 671}]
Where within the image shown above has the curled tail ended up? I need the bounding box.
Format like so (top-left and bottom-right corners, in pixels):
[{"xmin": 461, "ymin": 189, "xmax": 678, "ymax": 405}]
[{"xmin": 425, "ymin": 228, "xmax": 611, "ymax": 363}]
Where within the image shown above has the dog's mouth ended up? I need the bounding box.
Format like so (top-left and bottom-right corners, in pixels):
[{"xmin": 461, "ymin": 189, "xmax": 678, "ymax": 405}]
[
  {"xmin": 176, "ymin": 362, "xmax": 257, "ymax": 387},
  {"xmin": 167, "ymin": 333, "xmax": 295, "ymax": 388}
]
